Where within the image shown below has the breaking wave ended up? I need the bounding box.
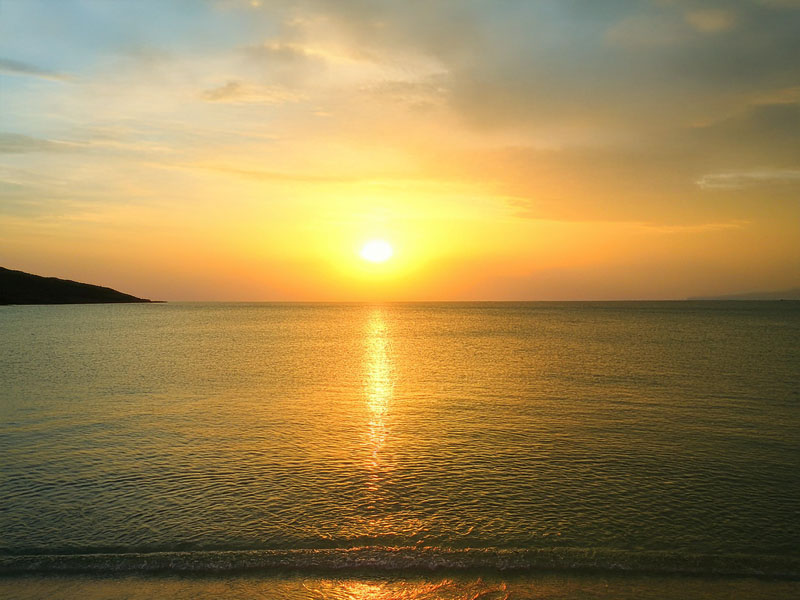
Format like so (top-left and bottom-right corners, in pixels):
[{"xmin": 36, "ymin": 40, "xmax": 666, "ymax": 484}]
[{"xmin": 1, "ymin": 547, "xmax": 798, "ymax": 578}]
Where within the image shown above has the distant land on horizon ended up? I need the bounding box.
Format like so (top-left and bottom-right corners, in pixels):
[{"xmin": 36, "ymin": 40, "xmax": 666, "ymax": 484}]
[
  {"xmin": 0, "ymin": 267, "xmax": 156, "ymax": 305},
  {"xmin": 2, "ymin": 265, "xmax": 799, "ymax": 304},
  {"xmin": 688, "ymin": 288, "xmax": 800, "ymax": 301}
]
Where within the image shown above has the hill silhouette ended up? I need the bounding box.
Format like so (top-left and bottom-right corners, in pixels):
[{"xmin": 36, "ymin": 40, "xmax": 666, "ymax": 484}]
[{"xmin": 0, "ymin": 267, "xmax": 156, "ymax": 304}]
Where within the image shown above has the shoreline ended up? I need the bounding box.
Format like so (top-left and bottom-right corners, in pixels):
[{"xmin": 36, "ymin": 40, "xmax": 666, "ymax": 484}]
[{"xmin": 2, "ymin": 571, "xmax": 798, "ymax": 600}]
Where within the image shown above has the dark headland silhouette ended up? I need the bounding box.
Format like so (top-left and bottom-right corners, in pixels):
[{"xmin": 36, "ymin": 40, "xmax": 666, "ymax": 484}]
[{"xmin": 0, "ymin": 267, "xmax": 157, "ymax": 305}]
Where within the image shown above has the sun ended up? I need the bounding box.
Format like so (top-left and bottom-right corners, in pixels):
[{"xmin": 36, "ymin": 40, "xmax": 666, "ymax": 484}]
[{"xmin": 360, "ymin": 239, "xmax": 393, "ymax": 263}]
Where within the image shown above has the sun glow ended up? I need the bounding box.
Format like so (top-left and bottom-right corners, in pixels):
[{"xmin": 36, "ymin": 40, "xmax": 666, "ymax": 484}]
[{"xmin": 360, "ymin": 239, "xmax": 394, "ymax": 263}]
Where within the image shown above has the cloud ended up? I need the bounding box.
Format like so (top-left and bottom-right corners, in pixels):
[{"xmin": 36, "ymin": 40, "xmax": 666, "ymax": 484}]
[
  {"xmin": 242, "ymin": 41, "xmax": 330, "ymax": 85},
  {"xmin": 362, "ymin": 77, "xmax": 448, "ymax": 110},
  {"xmin": 201, "ymin": 80, "xmax": 303, "ymax": 104},
  {"xmin": 636, "ymin": 220, "xmax": 748, "ymax": 234},
  {"xmin": 757, "ymin": 0, "xmax": 800, "ymax": 7},
  {"xmin": 749, "ymin": 84, "xmax": 800, "ymax": 105},
  {"xmin": 696, "ymin": 169, "xmax": 800, "ymax": 189},
  {"xmin": 684, "ymin": 9, "xmax": 738, "ymax": 33},
  {"xmin": 187, "ymin": 163, "xmax": 358, "ymax": 184},
  {"xmin": 0, "ymin": 166, "xmax": 95, "ymax": 219},
  {"xmin": 220, "ymin": 0, "xmax": 800, "ymax": 140},
  {"xmin": 0, "ymin": 57, "xmax": 70, "ymax": 81},
  {"xmin": 606, "ymin": 14, "xmax": 689, "ymax": 47},
  {"xmin": 0, "ymin": 133, "xmax": 79, "ymax": 153},
  {"xmin": 245, "ymin": 41, "xmax": 322, "ymax": 63},
  {"xmin": 689, "ymin": 101, "xmax": 800, "ymax": 165}
]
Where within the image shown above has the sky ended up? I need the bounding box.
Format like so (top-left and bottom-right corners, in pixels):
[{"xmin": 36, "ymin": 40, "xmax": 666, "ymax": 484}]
[{"xmin": 1, "ymin": 0, "xmax": 798, "ymax": 301}]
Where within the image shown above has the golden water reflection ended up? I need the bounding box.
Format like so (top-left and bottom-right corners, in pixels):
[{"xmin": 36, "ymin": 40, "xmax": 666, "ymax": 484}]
[
  {"xmin": 314, "ymin": 579, "xmax": 494, "ymax": 600},
  {"xmin": 364, "ymin": 308, "xmax": 394, "ymax": 477}
]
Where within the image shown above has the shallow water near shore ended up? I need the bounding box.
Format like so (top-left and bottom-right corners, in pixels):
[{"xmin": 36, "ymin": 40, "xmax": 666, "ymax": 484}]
[
  {"xmin": 2, "ymin": 572, "xmax": 798, "ymax": 600},
  {"xmin": 1, "ymin": 301, "xmax": 798, "ymax": 583}
]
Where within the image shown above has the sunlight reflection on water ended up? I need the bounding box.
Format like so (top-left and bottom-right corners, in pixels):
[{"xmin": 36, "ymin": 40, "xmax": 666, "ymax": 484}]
[
  {"xmin": 365, "ymin": 308, "xmax": 393, "ymax": 468},
  {"xmin": 1, "ymin": 302, "xmax": 798, "ymax": 559},
  {"xmin": 364, "ymin": 308, "xmax": 394, "ymax": 523}
]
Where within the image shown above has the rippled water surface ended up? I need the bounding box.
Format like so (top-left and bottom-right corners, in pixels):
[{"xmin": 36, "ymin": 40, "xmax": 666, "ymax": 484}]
[{"xmin": 1, "ymin": 302, "xmax": 798, "ymax": 576}]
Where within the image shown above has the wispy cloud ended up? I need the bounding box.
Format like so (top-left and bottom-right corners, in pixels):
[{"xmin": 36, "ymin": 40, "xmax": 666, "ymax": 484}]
[
  {"xmin": 684, "ymin": 9, "xmax": 738, "ymax": 34},
  {"xmin": 201, "ymin": 80, "xmax": 303, "ymax": 104},
  {"xmin": 0, "ymin": 133, "xmax": 81, "ymax": 153},
  {"xmin": 183, "ymin": 163, "xmax": 357, "ymax": 184},
  {"xmin": 636, "ymin": 221, "xmax": 748, "ymax": 234},
  {"xmin": 0, "ymin": 57, "xmax": 70, "ymax": 81},
  {"xmin": 696, "ymin": 169, "xmax": 800, "ymax": 189}
]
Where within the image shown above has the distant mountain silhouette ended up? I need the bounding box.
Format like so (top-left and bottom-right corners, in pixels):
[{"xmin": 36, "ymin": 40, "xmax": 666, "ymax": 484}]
[
  {"xmin": 0, "ymin": 267, "xmax": 156, "ymax": 304},
  {"xmin": 688, "ymin": 287, "xmax": 800, "ymax": 300}
]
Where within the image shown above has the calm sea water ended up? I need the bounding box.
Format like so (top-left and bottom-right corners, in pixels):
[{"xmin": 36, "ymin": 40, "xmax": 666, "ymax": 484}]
[{"xmin": 1, "ymin": 302, "xmax": 799, "ymax": 585}]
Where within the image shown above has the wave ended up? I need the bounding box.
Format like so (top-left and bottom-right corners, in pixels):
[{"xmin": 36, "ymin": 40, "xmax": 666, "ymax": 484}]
[{"xmin": 1, "ymin": 547, "xmax": 798, "ymax": 579}]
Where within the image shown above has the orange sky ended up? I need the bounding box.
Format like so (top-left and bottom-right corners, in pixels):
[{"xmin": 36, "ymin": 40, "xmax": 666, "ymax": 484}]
[{"xmin": 1, "ymin": 0, "xmax": 798, "ymax": 300}]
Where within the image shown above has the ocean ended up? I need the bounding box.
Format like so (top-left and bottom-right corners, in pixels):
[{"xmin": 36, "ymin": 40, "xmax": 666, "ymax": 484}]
[{"xmin": 1, "ymin": 302, "xmax": 798, "ymax": 598}]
